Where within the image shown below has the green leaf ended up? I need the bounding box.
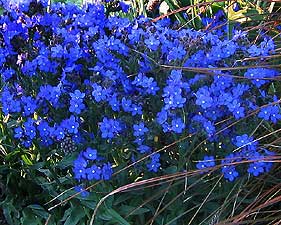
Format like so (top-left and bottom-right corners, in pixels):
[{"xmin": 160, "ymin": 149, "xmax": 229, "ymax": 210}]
[
  {"xmin": 37, "ymin": 168, "xmax": 52, "ymax": 177},
  {"xmin": 163, "ymin": 0, "xmax": 185, "ymax": 24},
  {"xmin": 113, "ymin": 195, "xmax": 132, "ymax": 206},
  {"xmin": 204, "ymin": 202, "xmax": 221, "ymax": 212},
  {"xmin": 119, "ymin": 205, "xmax": 150, "ymax": 216},
  {"xmin": 22, "ymin": 208, "xmax": 42, "ymax": 225},
  {"xmin": 5, "ymin": 149, "xmax": 21, "ymax": 160},
  {"xmin": 64, "ymin": 205, "xmax": 85, "ymax": 225},
  {"xmin": 30, "ymin": 162, "xmax": 45, "ymax": 170},
  {"xmin": 80, "ymin": 199, "xmax": 97, "ymax": 210},
  {"xmin": 1, "ymin": 200, "xmax": 20, "ymax": 225},
  {"xmin": 61, "ymin": 207, "xmax": 72, "ymax": 222},
  {"xmin": 164, "ymin": 166, "xmax": 178, "ymax": 174},
  {"xmin": 99, "ymin": 211, "xmax": 113, "ymax": 221},
  {"xmin": 106, "ymin": 208, "xmax": 131, "ymax": 225},
  {"xmin": 21, "ymin": 154, "xmax": 33, "ymax": 166},
  {"xmin": 6, "ymin": 120, "xmax": 21, "ymax": 129},
  {"xmin": 56, "ymin": 153, "xmax": 77, "ymax": 169},
  {"xmin": 27, "ymin": 204, "xmax": 49, "ymax": 219}
]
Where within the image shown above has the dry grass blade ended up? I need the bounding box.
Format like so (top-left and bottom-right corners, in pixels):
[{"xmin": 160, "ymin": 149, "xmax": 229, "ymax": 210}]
[
  {"xmin": 217, "ymin": 183, "xmax": 281, "ymax": 225},
  {"xmin": 198, "ymin": 179, "xmax": 244, "ymax": 225},
  {"xmin": 160, "ymin": 64, "xmax": 281, "ymax": 73},
  {"xmin": 164, "ymin": 205, "xmax": 200, "ymax": 225},
  {"xmin": 89, "ymin": 170, "xmax": 201, "ymax": 225},
  {"xmin": 90, "ymin": 169, "xmax": 215, "ymax": 225},
  {"xmin": 124, "ymin": 183, "xmax": 173, "ymax": 218},
  {"xmin": 149, "ymin": 182, "xmax": 172, "ymax": 225},
  {"xmin": 187, "ymin": 176, "xmax": 222, "ymax": 225},
  {"xmin": 44, "ymin": 214, "xmax": 51, "ymax": 225}
]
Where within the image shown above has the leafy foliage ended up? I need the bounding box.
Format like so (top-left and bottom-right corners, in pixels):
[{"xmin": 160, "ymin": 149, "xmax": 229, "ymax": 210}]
[{"xmin": 0, "ymin": 0, "xmax": 281, "ymax": 224}]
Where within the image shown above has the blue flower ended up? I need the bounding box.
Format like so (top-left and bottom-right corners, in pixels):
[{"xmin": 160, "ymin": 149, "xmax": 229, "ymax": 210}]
[
  {"xmin": 2, "ymin": 95, "xmax": 21, "ymax": 115},
  {"xmin": 102, "ymin": 163, "xmax": 113, "ymax": 180},
  {"xmin": 144, "ymin": 36, "xmax": 160, "ymax": 51},
  {"xmin": 74, "ymin": 155, "xmax": 88, "ymax": 168},
  {"xmin": 162, "ymin": 70, "xmax": 188, "ymax": 110},
  {"xmin": 151, "ymin": 153, "xmax": 160, "ymax": 162},
  {"xmin": 74, "ymin": 185, "xmax": 89, "ymax": 198},
  {"xmin": 147, "ymin": 153, "xmax": 161, "ymax": 172},
  {"xmin": 171, "ymin": 117, "xmax": 185, "ymax": 134},
  {"xmin": 137, "ymin": 145, "xmax": 151, "ymax": 154},
  {"xmin": 220, "ymin": 153, "xmax": 241, "ymax": 182},
  {"xmin": 22, "ymin": 139, "xmax": 32, "ymax": 148},
  {"xmin": 83, "ymin": 148, "xmax": 97, "ymax": 160},
  {"xmin": 247, "ymin": 38, "xmax": 275, "ymax": 56},
  {"xmin": 195, "ymin": 87, "xmax": 213, "ymax": 109},
  {"xmin": 258, "ymin": 107, "xmax": 271, "ymax": 120},
  {"xmin": 161, "ymin": 122, "xmax": 172, "ymax": 133},
  {"xmin": 38, "ymin": 85, "xmax": 61, "ymax": 106},
  {"xmin": 213, "ymin": 75, "xmax": 233, "ymax": 90},
  {"xmin": 69, "ymin": 90, "xmax": 85, "ymax": 115},
  {"xmin": 222, "ymin": 165, "xmax": 239, "ymax": 182},
  {"xmin": 234, "ymin": 134, "xmax": 257, "ymax": 150},
  {"xmin": 108, "ymin": 94, "xmax": 120, "ymax": 112},
  {"xmin": 73, "ymin": 166, "xmax": 87, "ymax": 180},
  {"xmin": 53, "ymin": 126, "xmax": 65, "ymax": 140},
  {"xmin": 201, "ymin": 17, "xmax": 212, "ymax": 27},
  {"xmin": 40, "ymin": 138, "xmax": 53, "ymax": 147},
  {"xmin": 51, "ymin": 45, "xmax": 67, "ymax": 58},
  {"xmin": 133, "ymin": 122, "xmax": 148, "ymax": 137},
  {"xmin": 167, "ymin": 45, "xmax": 186, "ymax": 61},
  {"xmin": 119, "ymin": 1, "xmax": 130, "ymax": 13},
  {"xmin": 232, "ymin": 106, "xmax": 245, "ymax": 119},
  {"xmin": 130, "ymin": 104, "xmax": 142, "ymax": 116},
  {"xmin": 100, "ymin": 117, "xmax": 122, "ymax": 139},
  {"xmin": 24, "ymin": 118, "xmax": 36, "ymax": 139},
  {"xmin": 247, "ymin": 162, "xmax": 265, "ymax": 177},
  {"xmin": 121, "ymin": 97, "xmax": 133, "ymax": 112},
  {"xmin": 132, "ymin": 73, "xmax": 159, "ymax": 95},
  {"xmin": 92, "ymin": 83, "xmax": 107, "ymax": 102},
  {"xmin": 14, "ymin": 127, "xmax": 23, "ymax": 139},
  {"xmin": 262, "ymin": 149, "xmax": 275, "ymax": 172},
  {"xmin": 157, "ymin": 109, "xmax": 168, "ymax": 125},
  {"xmin": 21, "ymin": 96, "xmax": 37, "ymax": 116},
  {"xmin": 86, "ymin": 165, "xmax": 101, "ymax": 180},
  {"xmin": 203, "ymin": 120, "xmax": 215, "ymax": 136},
  {"xmin": 222, "ymin": 41, "xmax": 237, "ymax": 57},
  {"xmin": 73, "ymin": 155, "xmax": 88, "ymax": 180},
  {"xmin": 3, "ymin": 4, "xmax": 280, "ymax": 188},
  {"xmin": 244, "ymin": 68, "xmax": 277, "ymax": 87},
  {"xmin": 37, "ymin": 121, "xmax": 50, "ymax": 138},
  {"xmin": 61, "ymin": 115, "xmax": 79, "ymax": 134},
  {"xmin": 69, "ymin": 99, "xmax": 85, "ymax": 115},
  {"xmin": 70, "ymin": 90, "xmax": 85, "ymax": 100},
  {"xmin": 196, "ymin": 156, "xmax": 215, "ymax": 172},
  {"xmin": 134, "ymin": 137, "xmax": 144, "ymax": 145},
  {"xmin": 258, "ymin": 105, "xmax": 281, "ymax": 123},
  {"xmin": 2, "ymin": 68, "xmax": 15, "ymax": 81}
]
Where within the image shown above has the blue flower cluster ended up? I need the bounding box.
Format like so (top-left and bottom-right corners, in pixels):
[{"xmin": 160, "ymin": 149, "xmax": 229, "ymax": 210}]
[
  {"xmin": 220, "ymin": 134, "xmax": 275, "ymax": 181},
  {"xmin": 73, "ymin": 147, "xmax": 112, "ymax": 181},
  {"xmin": 0, "ymin": 0, "xmax": 280, "ymax": 194},
  {"xmin": 196, "ymin": 134, "xmax": 275, "ymax": 182}
]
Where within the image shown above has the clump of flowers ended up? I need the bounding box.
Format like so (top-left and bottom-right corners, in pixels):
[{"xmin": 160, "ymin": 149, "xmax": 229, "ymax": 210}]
[{"xmin": 0, "ymin": 0, "xmax": 280, "ymax": 196}]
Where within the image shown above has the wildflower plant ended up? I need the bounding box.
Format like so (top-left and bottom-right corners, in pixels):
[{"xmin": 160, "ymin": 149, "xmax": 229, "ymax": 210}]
[{"xmin": 0, "ymin": 0, "xmax": 281, "ymax": 224}]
